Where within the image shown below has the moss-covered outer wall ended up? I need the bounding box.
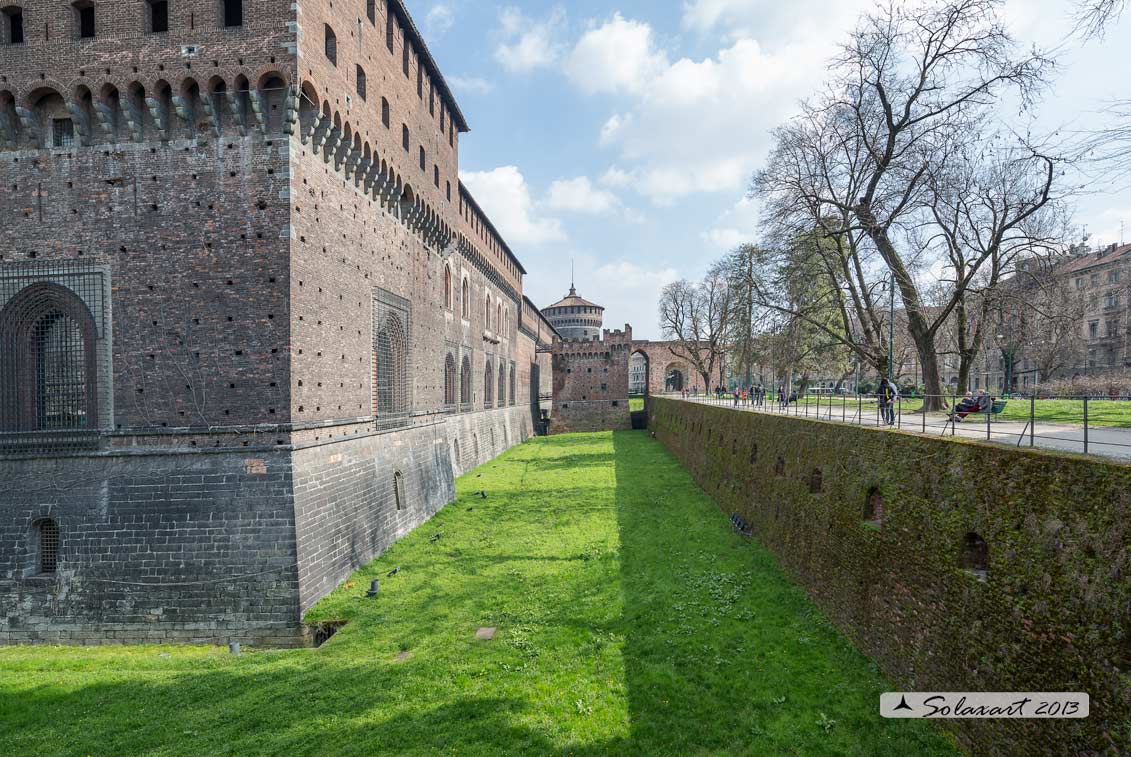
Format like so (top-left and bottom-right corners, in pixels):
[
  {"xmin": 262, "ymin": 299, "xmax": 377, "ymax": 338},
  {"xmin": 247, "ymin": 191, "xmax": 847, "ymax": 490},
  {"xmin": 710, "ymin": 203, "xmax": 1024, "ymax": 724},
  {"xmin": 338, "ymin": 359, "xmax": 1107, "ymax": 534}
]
[{"xmin": 649, "ymin": 397, "xmax": 1131, "ymax": 755}]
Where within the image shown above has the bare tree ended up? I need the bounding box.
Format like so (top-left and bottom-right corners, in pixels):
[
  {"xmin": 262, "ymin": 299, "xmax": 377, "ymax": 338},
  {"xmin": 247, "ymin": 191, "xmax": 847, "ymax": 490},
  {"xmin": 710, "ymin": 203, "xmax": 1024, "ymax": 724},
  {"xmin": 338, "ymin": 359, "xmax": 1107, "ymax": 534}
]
[
  {"xmin": 658, "ymin": 272, "xmax": 733, "ymax": 389},
  {"xmin": 755, "ymin": 0, "xmax": 1059, "ymax": 409},
  {"xmin": 1074, "ymin": 0, "xmax": 1126, "ymax": 38}
]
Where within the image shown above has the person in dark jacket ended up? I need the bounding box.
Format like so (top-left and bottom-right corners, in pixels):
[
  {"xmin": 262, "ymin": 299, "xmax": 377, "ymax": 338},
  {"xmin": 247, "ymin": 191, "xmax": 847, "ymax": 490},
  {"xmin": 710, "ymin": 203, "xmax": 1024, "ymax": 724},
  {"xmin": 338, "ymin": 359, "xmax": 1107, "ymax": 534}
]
[{"xmin": 877, "ymin": 378, "xmax": 898, "ymax": 425}]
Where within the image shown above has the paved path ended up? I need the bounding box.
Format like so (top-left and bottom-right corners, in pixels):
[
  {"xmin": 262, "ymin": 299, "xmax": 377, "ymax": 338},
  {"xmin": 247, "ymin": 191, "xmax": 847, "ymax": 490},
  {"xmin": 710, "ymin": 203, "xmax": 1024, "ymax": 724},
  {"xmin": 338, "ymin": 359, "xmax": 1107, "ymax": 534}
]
[{"xmin": 664, "ymin": 396, "xmax": 1131, "ymax": 461}]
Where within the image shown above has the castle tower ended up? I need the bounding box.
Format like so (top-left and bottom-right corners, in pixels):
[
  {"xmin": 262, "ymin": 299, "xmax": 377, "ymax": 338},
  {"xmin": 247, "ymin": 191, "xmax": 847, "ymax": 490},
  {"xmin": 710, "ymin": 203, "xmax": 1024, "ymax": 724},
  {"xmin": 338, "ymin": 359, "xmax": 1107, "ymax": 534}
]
[
  {"xmin": 543, "ymin": 281, "xmax": 605, "ymax": 340},
  {"xmin": 0, "ymin": 0, "xmax": 541, "ymax": 646}
]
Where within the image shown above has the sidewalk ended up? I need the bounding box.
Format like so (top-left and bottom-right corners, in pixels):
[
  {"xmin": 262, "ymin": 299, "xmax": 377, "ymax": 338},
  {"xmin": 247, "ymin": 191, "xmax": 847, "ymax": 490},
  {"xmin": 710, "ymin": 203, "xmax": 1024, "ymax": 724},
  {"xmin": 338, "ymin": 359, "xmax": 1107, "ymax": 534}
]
[{"xmin": 666, "ymin": 395, "xmax": 1131, "ymax": 461}]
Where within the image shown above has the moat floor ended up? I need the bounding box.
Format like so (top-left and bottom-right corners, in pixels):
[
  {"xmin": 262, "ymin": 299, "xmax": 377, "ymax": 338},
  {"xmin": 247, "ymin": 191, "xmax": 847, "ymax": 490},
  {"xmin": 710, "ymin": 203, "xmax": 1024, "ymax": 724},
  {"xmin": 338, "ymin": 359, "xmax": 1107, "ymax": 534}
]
[{"xmin": 0, "ymin": 431, "xmax": 955, "ymax": 756}]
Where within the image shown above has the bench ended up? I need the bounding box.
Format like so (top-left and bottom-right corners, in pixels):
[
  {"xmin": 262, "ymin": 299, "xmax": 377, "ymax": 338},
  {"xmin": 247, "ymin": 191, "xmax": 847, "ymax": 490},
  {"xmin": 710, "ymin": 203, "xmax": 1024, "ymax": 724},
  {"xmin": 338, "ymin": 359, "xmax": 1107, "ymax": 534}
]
[{"xmin": 951, "ymin": 400, "xmax": 1007, "ymax": 422}]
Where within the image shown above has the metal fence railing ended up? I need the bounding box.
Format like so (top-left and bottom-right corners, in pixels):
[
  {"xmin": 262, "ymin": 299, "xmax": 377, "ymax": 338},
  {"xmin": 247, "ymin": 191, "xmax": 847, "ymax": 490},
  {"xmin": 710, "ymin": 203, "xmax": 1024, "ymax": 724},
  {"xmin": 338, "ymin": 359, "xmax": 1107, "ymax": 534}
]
[{"xmin": 657, "ymin": 390, "xmax": 1131, "ymax": 460}]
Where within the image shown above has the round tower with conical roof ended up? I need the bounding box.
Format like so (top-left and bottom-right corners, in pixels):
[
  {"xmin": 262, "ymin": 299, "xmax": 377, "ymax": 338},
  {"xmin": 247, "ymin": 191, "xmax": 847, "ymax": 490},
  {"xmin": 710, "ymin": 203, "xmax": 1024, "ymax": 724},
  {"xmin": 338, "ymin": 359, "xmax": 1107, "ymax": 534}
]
[{"xmin": 543, "ymin": 280, "xmax": 605, "ymax": 340}]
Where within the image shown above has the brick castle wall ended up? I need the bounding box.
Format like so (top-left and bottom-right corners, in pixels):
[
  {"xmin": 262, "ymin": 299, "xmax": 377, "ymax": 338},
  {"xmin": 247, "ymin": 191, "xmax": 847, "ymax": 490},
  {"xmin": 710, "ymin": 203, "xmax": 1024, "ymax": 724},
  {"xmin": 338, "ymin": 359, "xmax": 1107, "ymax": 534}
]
[
  {"xmin": 649, "ymin": 397, "xmax": 1131, "ymax": 754},
  {"xmin": 550, "ymin": 326, "xmax": 632, "ymax": 434},
  {"xmin": 0, "ymin": 0, "xmax": 543, "ymax": 644}
]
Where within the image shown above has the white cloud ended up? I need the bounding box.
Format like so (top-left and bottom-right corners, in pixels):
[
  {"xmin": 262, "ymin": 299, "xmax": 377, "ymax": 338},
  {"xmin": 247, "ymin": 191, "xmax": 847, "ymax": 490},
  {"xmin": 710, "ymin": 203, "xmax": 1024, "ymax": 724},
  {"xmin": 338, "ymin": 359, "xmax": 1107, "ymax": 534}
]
[
  {"xmin": 565, "ymin": 13, "xmax": 668, "ymax": 95},
  {"xmin": 447, "ymin": 75, "xmax": 495, "ymax": 95},
  {"xmin": 682, "ymin": 0, "xmax": 760, "ymax": 32},
  {"xmin": 545, "ymin": 176, "xmax": 621, "ymax": 214},
  {"xmin": 425, "ymin": 4, "xmax": 455, "ymax": 37},
  {"xmin": 564, "ymin": 10, "xmax": 864, "ymax": 206},
  {"xmin": 591, "ymin": 261, "xmax": 680, "ymax": 335},
  {"xmin": 600, "ymin": 166, "xmax": 634, "ymax": 188},
  {"xmin": 459, "ymin": 166, "xmax": 566, "ymax": 246},
  {"xmin": 702, "ymin": 195, "xmax": 760, "ymax": 248},
  {"xmin": 494, "ymin": 7, "xmax": 567, "ymax": 73}
]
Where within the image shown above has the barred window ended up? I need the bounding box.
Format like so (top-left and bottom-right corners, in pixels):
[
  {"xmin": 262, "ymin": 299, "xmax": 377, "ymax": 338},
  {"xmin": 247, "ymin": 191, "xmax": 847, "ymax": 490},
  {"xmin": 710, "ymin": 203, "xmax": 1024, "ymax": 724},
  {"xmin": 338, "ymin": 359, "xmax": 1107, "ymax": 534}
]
[
  {"xmin": 460, "ymin": 354, "xmax": 472, "ymax": 409},
  {"xmin": 1, "ymin": 274, "xmax": 105, "ymax": 439},
  {"xmin": 34, "ymin": 518, "xmax": 59, "ymax": 574},
  {"xmin": 484, "ymin": 360, "xmax": 493, "ymax": 408},
  {"xmin": 443, "ymin": 353, "xmax": 457, "ymax": 409},
  {"xmin": 52, "ymin": 118, "xmax": 74, "ymax": 148},
  {"xmin": 372, "ymin": 289, "xmax": 412, "ymax": 428}
]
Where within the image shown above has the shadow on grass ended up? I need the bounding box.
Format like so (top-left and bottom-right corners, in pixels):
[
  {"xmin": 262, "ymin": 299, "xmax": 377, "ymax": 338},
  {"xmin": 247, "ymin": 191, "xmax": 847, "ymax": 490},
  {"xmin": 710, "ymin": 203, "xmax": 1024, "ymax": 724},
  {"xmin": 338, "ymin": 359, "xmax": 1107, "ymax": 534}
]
[
  {"xmin": 609, "ymin": 430, "xmax": 957, "ymax": 755},
  {"xmin": 0, "ymin": 431, "xmax": 956, "ymax": 756}
]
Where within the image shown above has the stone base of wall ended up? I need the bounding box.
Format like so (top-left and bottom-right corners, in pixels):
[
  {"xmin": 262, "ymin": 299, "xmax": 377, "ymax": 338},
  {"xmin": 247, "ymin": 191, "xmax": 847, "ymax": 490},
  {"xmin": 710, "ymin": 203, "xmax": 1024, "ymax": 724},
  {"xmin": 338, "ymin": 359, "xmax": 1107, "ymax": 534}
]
[
  {"xmin": 292, "ymin": 406, "xmax": 532, "ymax": 613},
  {"xmin": 648, "ymin": 397, "xmax": 1131, "ymax": 755},
  {"xmin": 0, "ymin": 407, "xmax": 534, "ymax": 646},
  {"xmin": 0, "ymin": 450, "xmax": 302, "ymax": 647},
  {"xmin": 550, "ymin": 400, "xmax": 631, "ymax": 434}
]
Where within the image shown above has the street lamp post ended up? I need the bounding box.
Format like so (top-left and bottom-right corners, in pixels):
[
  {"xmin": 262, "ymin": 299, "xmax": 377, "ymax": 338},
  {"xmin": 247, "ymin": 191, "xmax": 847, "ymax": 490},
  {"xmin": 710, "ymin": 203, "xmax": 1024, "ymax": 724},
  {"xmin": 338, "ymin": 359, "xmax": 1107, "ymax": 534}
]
[{"xmin": 886, "ymin": 276, "xmax": 895, "ymax": 381}]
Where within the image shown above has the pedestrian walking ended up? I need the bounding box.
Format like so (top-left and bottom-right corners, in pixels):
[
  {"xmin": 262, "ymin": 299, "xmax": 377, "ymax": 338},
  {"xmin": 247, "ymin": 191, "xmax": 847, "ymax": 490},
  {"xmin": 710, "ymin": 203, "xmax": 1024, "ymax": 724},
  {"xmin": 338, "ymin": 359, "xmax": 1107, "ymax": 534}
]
[{"xmin": 878, "ymin": 377, "xmax": 898, "ymax": 426}]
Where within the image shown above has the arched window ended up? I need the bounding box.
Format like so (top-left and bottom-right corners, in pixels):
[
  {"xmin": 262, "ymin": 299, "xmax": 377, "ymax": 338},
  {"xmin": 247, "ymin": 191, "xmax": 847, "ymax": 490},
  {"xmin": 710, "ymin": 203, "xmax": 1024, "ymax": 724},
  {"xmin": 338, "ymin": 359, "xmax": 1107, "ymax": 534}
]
[
  {"xmin": 461, "ymin": 278, "xmax": 470, "ymax": 319},
  {"xmin": 2, "ymin": 6, "xmax": 24, "ymax": 45},
  {"xmin": 496, "ymin": 303, "xmax": 502, "ymax": 336},
  {"xmin": 864, "ymin": 487, "xmax": 884, "ymax": 524},
  {"xmin": 509, "ymin": 364, "xmax": 516, "ymax": 406},
  {"xmin": 356, "ymin": 65, "xmax": 366, "ymax": 100},
  {"xmin": 373, "ymin": 311, "xmax": 408, "ymax": 422},
  {"xmin": 497, "ymin": 363, "xmax": 505, "ymax": 408},
  {"xmin": 443, "ymin": 266, "xmax": 452, "ymax": 310},
  {"xmin": 33, "ymin": 518, "xmax": 59, "ymax": 574},
  {"xmin": 484, "ymin": 360, "xmax": 493, "ymax": 408},
  {"xmin": 485, "ymin": 294, "xmax": 492, "ymax": 330},
  {"xmin": 443, "ymin": 353, "xmax": 457, "ymax": 408},
  {"xmin": 960, "ymin": 532, "xmax": 989, "ymax": 579},
  {"xmin": 460, "ymin": 354, "xmax": 471, "ymax": 408},
  {"xmin": 808, "ymin": 468, "xmax": 823, "ymax": 494},
  {"xmin": 0, "ymin": 282, "xmax": 100, "ymax": 433},
  {"xmin": 324, "ymin": 25, "xmax": 337, "ymax": 65},
  {"xmin": 222, "ymin": 0, "xmax": 242, "ymax": 27}
]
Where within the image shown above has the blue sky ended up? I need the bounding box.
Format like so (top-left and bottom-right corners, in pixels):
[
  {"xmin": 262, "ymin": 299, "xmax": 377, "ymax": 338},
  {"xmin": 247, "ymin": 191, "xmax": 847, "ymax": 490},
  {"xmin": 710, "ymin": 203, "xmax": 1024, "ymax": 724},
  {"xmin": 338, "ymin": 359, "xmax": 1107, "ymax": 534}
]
[{"xmin": 412, "ymin": 0, "xmax": 1131, "ymax": 339}]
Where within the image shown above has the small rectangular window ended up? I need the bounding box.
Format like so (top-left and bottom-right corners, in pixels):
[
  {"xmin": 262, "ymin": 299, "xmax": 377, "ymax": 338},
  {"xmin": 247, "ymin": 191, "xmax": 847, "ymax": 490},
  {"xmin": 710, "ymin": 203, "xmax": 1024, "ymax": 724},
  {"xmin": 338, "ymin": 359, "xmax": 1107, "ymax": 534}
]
[
  {"xmin": 149, "ymin": 0, "xmax": 168, "ymax": 32},
  {"xmin": 402, "ymin": 36, "xmax": 409, "ymax": 76},
  {"xmin": 366, "ymin": 0, "xmax": 375, "ymax": 24},
  {"xmin": 53, "ymin": 118, "xmax": 75, "ymax": 148},
  {"xmin": 419, "ymin": 146, "xmax": 425, "ymax": 171},
  {"xmin": 385, "ymin": 9, "xmax": 394, "ymax": 52},
  {"xmin": 381, "ymin": 97, "xmax": 390, "ymax": 128},
  {"xmin": 76, "ymin": 3, "xmax": 95, "ymax": 38},
  {"xmin": 356, "ymin": 66, "xmax": 367, "ymax": 100},
  {"xmin": 223, "ymin": 0, "xmax": 242, "ymax": 27},
  {"xmin": 429, "ymin": 83, "xmax": 435, "ymax": 116},
  {"xmin": 5, "ymin": 8, "xmax": 24, "ymax": 44},
  {"xmin": 402, "ymin": 124, "xmax": 409, "ymax": 152},
  {"xmin": 417, "ymin": 64, "xmax": 423, "ymax": 99}
]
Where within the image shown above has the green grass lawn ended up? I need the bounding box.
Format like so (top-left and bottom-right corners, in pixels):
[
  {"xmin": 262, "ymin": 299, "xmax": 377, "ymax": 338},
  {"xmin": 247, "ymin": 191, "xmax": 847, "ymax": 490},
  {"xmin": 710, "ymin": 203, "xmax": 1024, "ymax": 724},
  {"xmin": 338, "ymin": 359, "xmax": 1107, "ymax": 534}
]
[
  {"xmin": 0, "ymin": 432, "xmax": 955, "ymax": 755},
  {"xmin": 629, "ymin": 397, "xmax": 644, "ymax": 412}
]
